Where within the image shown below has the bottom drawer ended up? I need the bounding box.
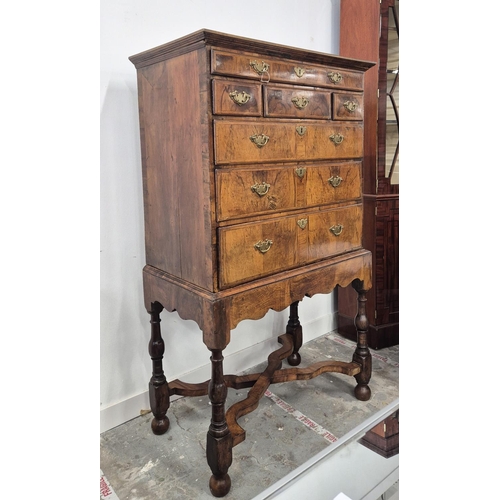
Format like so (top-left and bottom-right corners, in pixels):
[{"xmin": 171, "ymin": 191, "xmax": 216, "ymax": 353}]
[{"xmin": 218, "ymin": 204, "xmax": 362, "ymax": 288}]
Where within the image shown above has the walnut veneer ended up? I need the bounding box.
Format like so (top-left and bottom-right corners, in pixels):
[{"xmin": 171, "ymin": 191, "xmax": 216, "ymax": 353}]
[{"xmin": 130, "ymin": 29, "xmax": 375, "ymax": 497}]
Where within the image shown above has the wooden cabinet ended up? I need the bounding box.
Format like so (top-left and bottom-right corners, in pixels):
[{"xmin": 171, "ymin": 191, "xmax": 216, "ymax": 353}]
[
  {"xmin": 129, "ymin": 30, "xmax": 375, "ymax": 497},
  {"xmin": 338, "ymin": 0, "xmax": 400, "ymax": 350}
]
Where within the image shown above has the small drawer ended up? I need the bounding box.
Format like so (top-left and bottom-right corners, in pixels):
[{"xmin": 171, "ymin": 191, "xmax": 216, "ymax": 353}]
[
  {"xmin": 218, "ymin": 204, "xmax": 362, "ymax": 287},
  {"xmin": 264, "ymin": 85, "xmax": 331, "ymax": 119},
  {"xmin": 212, "ymin": 79, "xmax": 262, "ymax": 116},
  {"xmin": 214, "ymin": 119, "xmax": 363, "ymax": 165},
  {"xmin": 211, "ymin": 49, "xmax": 364, "ymax": 91},
  {"xmin": 216, "ymin": 162, "xmax": 361, "ymax": 221},
  {"xmin": 333, "ymin": 92, "xmax": 364, "ymax": 121}
]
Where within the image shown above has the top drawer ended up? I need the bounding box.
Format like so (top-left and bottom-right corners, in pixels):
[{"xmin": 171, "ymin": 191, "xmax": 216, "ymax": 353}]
[{"xmin": 211, "ymin": 49, "xmax": 364, "ymax": 91}]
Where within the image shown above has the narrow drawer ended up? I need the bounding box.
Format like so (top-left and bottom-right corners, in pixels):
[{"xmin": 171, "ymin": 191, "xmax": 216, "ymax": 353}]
[
  {"xmin": 333, "ymin": 92, "xmax": 364, "ymax": 121},
  {"xmin": 264, "ymin": 84, "xmax": 331, "ymax": 119},
  {"xmin": 212, "ymin": 78, "xmax": 262, "ymax": 116},
  {"xmin": 216, "ymin": 162, "xmax": 361, "ymax": 221},
  {"xmin": 211, "ymin": 49, "xmax": 364, "ymax": 91},
  {"xmin": 218, "ymin": 204, "xmax": 362, "ymax": 288},
  {"xmin": 214, "ymin": 119, "xmax": 363, "ymax": 165}
]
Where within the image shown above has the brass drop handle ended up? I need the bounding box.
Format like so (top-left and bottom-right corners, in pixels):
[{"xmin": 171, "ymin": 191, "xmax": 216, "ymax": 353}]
[
  {"xmin": 251, "ymin": 182, "xmax": 271, "ymax": 197},
  {"xmin": 343, "ymin": 100, "xmax": 358, "ymax": 112},
  {"xmin": 329, "ymin": 224, "xmax": 344, "ymax": 236},
  {"xmin": 329, "ymin": 133, "xmax": 344, "ymax": 145},
  {"xmin": 327, "ymin": 71, "xmax": 343, "ymax": 84},
  {"xmin": 291, "ymin": 96, "xmax": 309, "ymax": 109},
  {"xmin": 250, "ymin": 60, "xmax": 270, "ymax": 82},
  {"xmin": 250, "ymin": 134, "xmax": 270, "ymax": 148},
  {"xmin": 254, "ymin": 239, "xmax": 273, "ymax": 253},
  {"xmin": 229, "ymin": 90, "xmax": 251, "ymax": 106},
  {"xmin": 328, "ymin": 175, "xmax": 343, "ymax": 188}
]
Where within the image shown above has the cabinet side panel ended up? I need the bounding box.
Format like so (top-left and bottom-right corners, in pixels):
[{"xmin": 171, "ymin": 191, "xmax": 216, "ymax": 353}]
[{"xmin": 136, "ymin": 49, "xmax": 214, "ymax": 290}]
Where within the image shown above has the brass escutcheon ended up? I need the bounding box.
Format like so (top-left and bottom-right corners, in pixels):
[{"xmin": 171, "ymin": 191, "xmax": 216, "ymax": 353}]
[
  {"xmin": 328, "ymin": 175, "xmax": 343, "ymax": 188},
  {"xmin": 250, "ymin": 60, "xmax": 269, "ymax": 75},
  {"xmin": 254, "ymin": 239, "xmax": 273, "ymax": 253},
  {"xmin": 250, "ymin": 134, "xmax": 270, "ymax": 148},
  {"xmin": 229, "ymin": 90, "xmax": 251, "ymax": 106},
  {"xmin": 291, "ymin": 96, "xmax": 309, "ymax": 109},
  {"xmin": 343, "ymin": 100, "xmax": 358, "ymax": 112},
  {"xmin": 329, "ymin": 224, "xmax": 344, "ymax": 236},
  {"xmin": 294, "ymin": 66, "xmax": 305, "ymax": 77},
  {"xmin": 295, "ymin": 167, "xmax": 306, "ymax": 178},
  {"xmin": 251, "ymin": 182, "xmax": 271, "ymax": 197},
  {"xmin": 297, "ymin": 218, "xmax": 308, "ymax": 230},
  {"xmin": 296, "ymin": 125, "xmax": 307, "ymax": 136},
  {"xmin": 329, "ymin": 133, "xmax": 344, "ymax": 145},
  {"xmin": 327, "ymin": 71, "xmax": 343, "ymax": 84}
]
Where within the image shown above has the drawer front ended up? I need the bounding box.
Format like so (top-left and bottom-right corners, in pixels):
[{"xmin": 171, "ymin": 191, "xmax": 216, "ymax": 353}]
[
  {"xmin": 216, "ymin": 162, "xmax": 361, "ymax": 221},
  {"xmin": 214, "ymin": 119, "xmax": 363, "ymax": 165},
  {"xmin": 219, "ymin": 216, "xmax": 298, "ymax": 288},
  {"xmin": 212, "ymin": 79, "xmax": 263, "ymax": 116},
  {"xmin": 305, "ymin": 205, "xmax": 362, "ymax": 262},
  {"xmin": 264, "ymin": 85, "xmax": 331, "ymax": 119},
  {"xmin": 333, "ymin": 92, "xmax": 364, "ymax": 121},
  {"xmin": 218, "ymin": 204, "xmax": 362, "ymax": 288},
  {"xmin": 211, "ymin": 49, "xmax": 364, "ymax": 91}
]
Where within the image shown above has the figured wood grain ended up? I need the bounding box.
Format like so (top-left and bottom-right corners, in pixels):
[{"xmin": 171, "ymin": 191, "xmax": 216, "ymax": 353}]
[
  {"xmin": 214, "ymin": 119, "xmax": 363, "ymax": 165},
  {"xmin": 136, "ymin": 48, "xmax": 215, "ymax": 290},
  {"xmin": 306, "ymin": 204, "xmax": 363, "ymax": 261},
  {"xmin": 212, "ymin": 78, "xmax": 262, "ymax": 116},
  {"xmin": 211, "ymin": 48, "xmax": 366, "ymax": 90},
  {"xmin": 333, "ymin": 92, "xmax": 364, "ymax": 121},
  {"xmin": 264, "ymin": 84, "xmax": 331, "ymax": 119},
  {"xmin": 216, "ymin": 162, "xmax": 361, "ymax": 221}
]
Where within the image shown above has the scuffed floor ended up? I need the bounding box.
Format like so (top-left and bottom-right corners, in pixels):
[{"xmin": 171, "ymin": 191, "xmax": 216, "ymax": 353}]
[{"xmin": 100, "ymin": 332, "xmax": 399, "ymax": 500}]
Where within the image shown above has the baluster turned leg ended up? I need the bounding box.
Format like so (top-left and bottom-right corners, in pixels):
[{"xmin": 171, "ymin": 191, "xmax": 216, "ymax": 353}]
[
  {"xmin": 148, "ymin": 302, "xmax": 170, "ymax": 435},
  {"xmin": 206, "ymin": 349, "xmax": 233, "ymax": 497},
  {"xmin": 286, "ymin": 301, "xmax": 303, "ymax": 366},
  {"xmin": 351, "ymin": 280, "xmax": 372, "ymax": 401}
]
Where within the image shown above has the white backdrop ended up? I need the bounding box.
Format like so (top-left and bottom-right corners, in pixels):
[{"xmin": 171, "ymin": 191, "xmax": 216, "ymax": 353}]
[{"xmin": 100, "ymin": 0, "xmax": 342, "ymax": 432}]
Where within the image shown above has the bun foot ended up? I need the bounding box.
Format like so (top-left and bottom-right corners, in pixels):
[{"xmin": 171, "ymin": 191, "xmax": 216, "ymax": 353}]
[
  {"xmin": 287, "ymin": 352, "xmax": 301, "ymax": 366},
  {"xmin": 151, "ymin": 416, "xmax": 170, "ymax": 435},
  {"xmin": 354, "ymin": 384, "xmax": 371, "ymax": 401},
  {"xmin": 209, "ymin": 473, "xmax": 231, "ymax": 497}
]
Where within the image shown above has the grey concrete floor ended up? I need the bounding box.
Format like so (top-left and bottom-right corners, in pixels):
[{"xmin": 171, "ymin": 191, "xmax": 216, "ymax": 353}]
[{"xmin": 100, "ymin": 332, "xmax": 399, "ymax": 500}]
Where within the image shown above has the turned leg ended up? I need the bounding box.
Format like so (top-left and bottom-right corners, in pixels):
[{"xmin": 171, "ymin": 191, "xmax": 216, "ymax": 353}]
[
  {"xmin": 286, "ymin": 301, "xmax": 303, "ymax": 366},
  {"xmin": 351, "ymin": 280, "xmax": 372, "ymax": 401},
  {"xmin": 206, "ymin": 349, "xmax": 233, "ymax": 497},
  {"xmin": 147, "ymin": 302, "xmax": 170, "ymax": 435}
]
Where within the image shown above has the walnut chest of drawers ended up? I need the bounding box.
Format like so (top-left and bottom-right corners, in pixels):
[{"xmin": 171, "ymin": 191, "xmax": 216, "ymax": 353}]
[{"xmin": 130, "ymin": 30, "xmax": 374, "ymax": 498}]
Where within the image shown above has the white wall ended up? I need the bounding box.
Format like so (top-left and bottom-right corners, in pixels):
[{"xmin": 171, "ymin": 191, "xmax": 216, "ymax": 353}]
[{"xmin": 100, "ymin": 0, "xmax": 342, "ymax": 433}]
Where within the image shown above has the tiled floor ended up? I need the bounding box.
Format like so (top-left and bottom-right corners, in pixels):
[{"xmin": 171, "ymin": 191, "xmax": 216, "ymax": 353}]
[{"xmin": 100, "ymin": 332, "xmax": 399, "ymax": 500}]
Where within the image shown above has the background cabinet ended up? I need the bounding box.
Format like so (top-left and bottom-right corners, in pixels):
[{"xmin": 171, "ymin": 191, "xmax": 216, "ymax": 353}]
[{"xmin": 337, "ymin": 0, "xmax": 399, "ymax": 349}]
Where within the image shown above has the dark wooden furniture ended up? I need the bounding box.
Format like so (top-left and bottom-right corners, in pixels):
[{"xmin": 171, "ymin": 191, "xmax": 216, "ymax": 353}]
[
  {"xmin": 360, "ymin": 410, "xmax": 399, "ymax": 458},
  {"xmin": 337, "ymin": 0, "xmax": 399, "ymax": 349},
  {"xmin": 129, "ymin": 29, "xmax": 374, "ymax": 497}
]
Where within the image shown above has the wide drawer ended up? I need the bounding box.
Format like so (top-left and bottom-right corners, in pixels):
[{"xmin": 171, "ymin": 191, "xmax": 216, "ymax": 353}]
[
  {"xmin": 212, "ymin": 78, "xmax": 263, "ymax": 116},
  {"xmin": 211, "ymin": 49, "xmax": 364, "ymax": 91},
  {"xmin": 214, "ymin": 119, "xmax": 363, "ymax": 165},
  {"xmin": 216, "ymin": 161, "xmax": 361, "ymax": 221},
  {"xmin": 264, "ymin": 84, "xmax": 331, "ymax": 119},
  {"xmin": 218, "ymin": 204, "xmax": 362, "ymax": 288}
]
